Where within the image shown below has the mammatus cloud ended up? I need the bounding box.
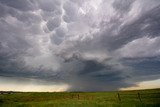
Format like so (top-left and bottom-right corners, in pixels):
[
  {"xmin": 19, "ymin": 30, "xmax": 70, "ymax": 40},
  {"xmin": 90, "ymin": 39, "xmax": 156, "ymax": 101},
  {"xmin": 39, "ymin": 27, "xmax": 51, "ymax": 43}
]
[{"xmin": 0, "ymin": 0, "xmax": 160, "ymax": 91}]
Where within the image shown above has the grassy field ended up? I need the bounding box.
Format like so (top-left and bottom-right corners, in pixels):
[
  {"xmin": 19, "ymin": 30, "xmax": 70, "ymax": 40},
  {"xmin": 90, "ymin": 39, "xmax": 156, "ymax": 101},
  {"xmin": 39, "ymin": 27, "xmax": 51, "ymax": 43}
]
[{"xmin": 0, "ymin": 88, "xmax": 160, "ymax": 107}]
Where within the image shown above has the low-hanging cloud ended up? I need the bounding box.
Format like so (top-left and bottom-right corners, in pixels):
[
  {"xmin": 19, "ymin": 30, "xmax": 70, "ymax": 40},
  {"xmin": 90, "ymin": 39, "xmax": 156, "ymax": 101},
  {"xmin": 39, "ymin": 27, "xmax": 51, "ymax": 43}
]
[{"xmin": 0, "ymin": 0, "xmax": 160, "ymax": 91}]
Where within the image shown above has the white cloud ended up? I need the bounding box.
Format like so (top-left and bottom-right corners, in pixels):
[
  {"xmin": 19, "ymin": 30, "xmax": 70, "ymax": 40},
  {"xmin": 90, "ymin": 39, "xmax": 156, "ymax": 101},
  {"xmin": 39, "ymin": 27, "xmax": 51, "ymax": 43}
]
[{"xmin": 116, "ymin": 37, "xmax": 160, "ymax": 58}]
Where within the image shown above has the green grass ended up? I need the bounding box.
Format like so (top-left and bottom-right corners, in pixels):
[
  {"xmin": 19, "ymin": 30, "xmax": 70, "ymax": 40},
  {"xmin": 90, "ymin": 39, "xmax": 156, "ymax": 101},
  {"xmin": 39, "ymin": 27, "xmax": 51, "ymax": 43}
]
[{"xmin": 0, "ymin": 88, "xmax": 160, "ymax": 107}]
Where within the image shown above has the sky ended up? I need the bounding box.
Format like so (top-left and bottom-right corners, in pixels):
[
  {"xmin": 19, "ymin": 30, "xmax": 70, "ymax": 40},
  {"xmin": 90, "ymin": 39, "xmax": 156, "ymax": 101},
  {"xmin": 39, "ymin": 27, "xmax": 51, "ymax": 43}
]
[{"xmin": 0, "ymin": 0, "xmax": 160, "ymax": 92}]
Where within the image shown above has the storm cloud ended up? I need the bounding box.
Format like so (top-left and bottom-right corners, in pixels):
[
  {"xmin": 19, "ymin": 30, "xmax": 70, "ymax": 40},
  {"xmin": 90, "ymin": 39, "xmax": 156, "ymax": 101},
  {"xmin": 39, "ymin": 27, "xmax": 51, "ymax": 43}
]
[{"xmin": 0, "ymin": 0, "xmax": 160, "ymax": 91}]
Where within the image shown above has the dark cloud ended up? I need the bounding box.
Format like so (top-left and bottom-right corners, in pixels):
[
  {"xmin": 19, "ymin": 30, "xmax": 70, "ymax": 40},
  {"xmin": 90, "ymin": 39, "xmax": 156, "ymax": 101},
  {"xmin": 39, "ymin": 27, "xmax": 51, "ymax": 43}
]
[
  {"xmin": 67, "ymin": 60, "xmax": 132, "ymax": 91},
  {"xmin": 124, "ymin": 57, "xmax": 160, "ymax": 79},
  {"xmin": 53, "ymin": 58, "xmax": 133, "ymax": 91},
  {"xmin": 0, "ymin": 0, "xmax": 160, "ymax": 91}
]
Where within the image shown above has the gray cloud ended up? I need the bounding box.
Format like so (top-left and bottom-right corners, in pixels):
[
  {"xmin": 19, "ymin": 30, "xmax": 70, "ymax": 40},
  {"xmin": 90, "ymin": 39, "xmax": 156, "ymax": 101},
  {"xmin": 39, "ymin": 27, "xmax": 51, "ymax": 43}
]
[
  {"xmin": 0, "ymin": 0, "xmax": 160, "ymax": 91},
  {"xmin": 0, "ymin": 0, "xmax": 36, "ymax": 12},
  {"xmin": 113, "ymin": 0, "xmax": 135, "ymax": 13},
  {"xmin": 47, "ymin": 17, "xmax": 61, "ymax": 31},
  {"xmin": 38, "ymin": 0, "xmax": 61, "ymax": 12}
]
